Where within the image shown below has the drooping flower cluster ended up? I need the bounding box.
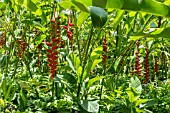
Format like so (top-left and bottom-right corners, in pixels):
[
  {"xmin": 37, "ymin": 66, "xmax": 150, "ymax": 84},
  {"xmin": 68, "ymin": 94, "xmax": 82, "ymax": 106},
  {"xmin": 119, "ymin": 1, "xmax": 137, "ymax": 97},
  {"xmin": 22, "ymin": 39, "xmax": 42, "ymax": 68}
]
[
  {"xmin": 102, "ymin": 35, "xmax": 107, "ymax": 63},
  {"xmin": 144, "ymin": 47, "xmax": 150, "ymax": 83},
  {"xmin": 63, "ymin": 16, "xmax": 74, "ymax": 48},
  {"xmin": 45, "ymin": 16, "xmax": 61, "ymax": 80},
  {"xmin": 135, "ymin": 40, "xmax": 142, "ymax": 76},
  {"xmin": 0, "ymin": 32, "xmax": 6, "ymax": 49},
  {"xmin": 16, "ymin": 39, "xmax": 27, "ymax": 58}
]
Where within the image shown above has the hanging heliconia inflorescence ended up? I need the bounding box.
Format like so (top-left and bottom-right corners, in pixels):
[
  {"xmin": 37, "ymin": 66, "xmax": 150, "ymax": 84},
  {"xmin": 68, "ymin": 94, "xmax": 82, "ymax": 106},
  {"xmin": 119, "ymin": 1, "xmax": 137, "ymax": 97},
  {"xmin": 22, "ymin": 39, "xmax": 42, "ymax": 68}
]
[
  {"xmin": 44, "ymin": 5, "xmax": 61, "ymax": 80},
  {"xmin": 0, "ymin": 32, "xmax": 6, "ymax": 49},
  {"xmin": 102, "ymin": 34, "xmax": 107, "ymax": 63},
  {"xmin": 16, "ymin": 39, "xmax": 27, "ymax": 58},
  {"xmin": 63, "ymin": 15, "xmax": 74, "ymax": 49},
  {"xmin": 135, "ymin": 40, "xmax": 142, "ymax": 76},
  {"xmin": 144, "ymin": 46, "xmax": 150, "ymax": 83}
]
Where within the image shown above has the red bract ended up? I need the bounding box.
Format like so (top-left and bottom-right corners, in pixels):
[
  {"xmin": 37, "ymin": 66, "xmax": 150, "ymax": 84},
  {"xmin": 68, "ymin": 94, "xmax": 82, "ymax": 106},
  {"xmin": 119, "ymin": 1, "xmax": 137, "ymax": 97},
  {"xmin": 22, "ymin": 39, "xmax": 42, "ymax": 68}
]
[
  {"xmin": 135, "ymin": 40, "xmax": 142, "ymax": 76},
  {"xmin": 45, "ymin": 15, "xmax": 61, "ymax": 80},
  {"xmin": 144, "ymin": 47, "xmax": 150, "ymax": 83},
  {"xmin": 102, "ymin": 35, "xmax": 107, "ymax": 63},
  {"xmin": 63, "ymin": 15, "xmax": 74, "ymax": 48}
]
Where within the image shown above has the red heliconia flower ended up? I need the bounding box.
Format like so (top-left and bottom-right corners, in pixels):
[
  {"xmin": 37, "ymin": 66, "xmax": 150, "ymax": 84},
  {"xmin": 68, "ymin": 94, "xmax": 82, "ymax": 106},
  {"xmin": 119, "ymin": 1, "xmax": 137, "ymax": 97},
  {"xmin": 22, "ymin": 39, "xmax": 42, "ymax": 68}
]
[
  {"xmin": 45, "ymin": 15, "xmax": 61, "ymax": 80},
  {"xmin": 63, "ymin": 15, "xmax": 74, "ymax": 48},
  {"xmin": 135, "ymin": 40, "xmax": 142, "ymax": 76},
  {"xmin": 16, "ymin": 39, "xmax": 27, "ymax": 58}
]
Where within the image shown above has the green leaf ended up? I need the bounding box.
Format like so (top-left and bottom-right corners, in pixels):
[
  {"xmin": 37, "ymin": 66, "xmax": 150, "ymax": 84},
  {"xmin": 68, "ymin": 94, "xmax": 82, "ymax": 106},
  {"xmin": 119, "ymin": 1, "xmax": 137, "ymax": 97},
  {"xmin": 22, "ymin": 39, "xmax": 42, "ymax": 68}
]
[
  {"xmin": 91, "ymin": 59, "xmax": 102, "ymax": 70},
  {"xmin": 35, "ymin": 34, "xmax": 46, "ymax": 47},
  {"xmin": 130, "ymin": 27, "xmax": 170, "ymax": 41},
  {"xmin": 58, "ymin": 1, "xmax": 72, "ymax": 9},
  {"xmin": 20, "ymin": 89, "xmax": 27, "ymax": 107},
  {"xmin": 126, "ymin": 87, "xmax": 140, "ymax": 103},
  {"xmin": 0, "ymin": 55, "xmax": 9, "ymax": 68},
  {"xmin": 90, "ymin": 6, "xmax": 108, "ymax": 28},
  {"xmin": 63, "ymin": 73, "xmax": 77, "ymax": 84},
  {"xmin": 140, "ymin": 99, "xmax": 158, "ymax": 108},
  {"xmin": 66, "ymin": 56, "xmax": 76, "ymax": 73},
  {"xmin": 92, "ymin": 0, "xmax": 107, "ymax": 8},
  {"xmin": 114, "ymin": 56, "xmax": 122, "ymax": 72},
  {"xmin": 1, "ymin": 76, "xmax": 6, "ymax": 97},
  {"xmin": 104, "ymin": 0, "xmax": 170, "ymax": 17},
  {"xmin": 135, "ymin": 99, "xmax": 148, "ymax": 106},
  {"xmin": 0, "ymin": 2, "xmax": 6, "ymax": 10},
  {"xmin": 79, "ymin": 100, "xmax": 99, "ymax": 113},
  {"xmin": 4, "ymin": 84, "xmax": 12, "ymax": 101},
  {"xmin": 112, "ymin": 10, "xmax": 125, "ymax": 29},
  {"xmin": 77, "ymin": 11, "xmax": 89, "ymax": 26},
  {"xmin": 129, "ymin": 76, "xmax": 142, "ymax": 94},
  {"xmin": 74, "ymin": 0, "xmax": 92, "ymax": 6},
  {"xmin": 90, "ymin": 46, "xmax": 102, "ymax": 60},
  {"xmin": 72, "ymin": 1, "xmax": 90, "ymax": 13},
  {"xmin": 77, "ymin": 66, "xmax": 83, "ymax": 83},
  {"xmin": 87, "ymin": 76, "xmax": 105, "ymax": 88}
]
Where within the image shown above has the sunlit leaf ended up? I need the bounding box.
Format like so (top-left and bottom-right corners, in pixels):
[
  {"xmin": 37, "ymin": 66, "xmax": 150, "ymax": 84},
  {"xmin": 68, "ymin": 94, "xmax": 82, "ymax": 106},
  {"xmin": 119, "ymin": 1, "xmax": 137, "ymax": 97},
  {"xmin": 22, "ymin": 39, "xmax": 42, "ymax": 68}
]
[
  {"xmin": 87, "ymin": 76, "xmax": 105, "ymax": 88},
  {"xmin": 79, "ymin": 100, "xmax": 99, "ymax": 112}
]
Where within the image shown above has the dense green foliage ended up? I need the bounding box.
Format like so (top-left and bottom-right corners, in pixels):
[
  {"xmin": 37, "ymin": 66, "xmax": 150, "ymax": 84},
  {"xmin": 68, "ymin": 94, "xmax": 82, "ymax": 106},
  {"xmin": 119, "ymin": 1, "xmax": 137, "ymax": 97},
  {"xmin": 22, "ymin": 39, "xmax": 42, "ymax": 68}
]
[{"xmin": 0, "ymin": 0, "xmax": 170, "ymax": 112}]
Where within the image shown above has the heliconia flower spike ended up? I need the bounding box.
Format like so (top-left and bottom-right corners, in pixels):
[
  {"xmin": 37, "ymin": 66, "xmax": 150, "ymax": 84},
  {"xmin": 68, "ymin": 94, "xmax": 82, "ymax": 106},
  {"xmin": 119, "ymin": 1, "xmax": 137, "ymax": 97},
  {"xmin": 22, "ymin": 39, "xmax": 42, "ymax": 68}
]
[
  {"xmin": 135, "ymin": 40, "xmax": 142, "ymax": 76},
  {"xmin": 63, "ymin": 15, "xmax": 74, "ymax": 48},
  {"xmin": 144, "ymin": 47, "xmax": 150, "ymax": 83},
  {"xmin": 102, "ymin": 34, "xmax": 107, "ymax": 63},
  {"xmin": 45, "ymin": 14, "xmax": 61, "ymax": 80}
]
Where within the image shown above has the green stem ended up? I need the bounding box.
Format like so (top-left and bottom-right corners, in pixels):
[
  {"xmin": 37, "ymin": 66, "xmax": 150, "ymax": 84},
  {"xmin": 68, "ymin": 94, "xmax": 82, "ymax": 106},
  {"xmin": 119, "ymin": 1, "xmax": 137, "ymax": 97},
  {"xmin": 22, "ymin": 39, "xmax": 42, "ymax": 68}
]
[{"xmin": 77, "ymin": 26, "xmax": 93, "ymax": 98}]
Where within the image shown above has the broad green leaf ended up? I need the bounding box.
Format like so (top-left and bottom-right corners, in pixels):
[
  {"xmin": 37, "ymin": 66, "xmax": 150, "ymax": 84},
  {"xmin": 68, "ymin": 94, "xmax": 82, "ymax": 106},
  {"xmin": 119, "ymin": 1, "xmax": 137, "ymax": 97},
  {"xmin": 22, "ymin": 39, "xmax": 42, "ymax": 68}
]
[
  {"xmin": 4, "ymin": 84, "xmax": 12, "ymax": 101},
  {"xmin": 92, "ymin": 0, "xmax": 107, "ymax": 8},
  {"xmin": 77, "ymin": 12, "xmax": 89, "ymax": 26},
  {"xmin": 58, "ymin": 1, "xmax": 72, "ymax": 9},
  {"xmin": 0, "ymin": 55, "xmax": 9, "ymax": 68},
  {"xmin": 91, "ymin": 59, "xmax": 102, "ymax": 70},
  {"xmin": 140, "ymin": 99, "xmax": 158, "ymax": 108},
  {"xmin": 129, "ymin": 27, "xmax": 170, "ymax": 41},
  {"xmin": 129, "ymin": 76, "xmax": 142, "ymax": 94},
  {"xmin": 135, "ymin": 99, "xmax": 148, "ymax": 106},
  {"xmin": 33, "ymin": 21, "xmax": 47, "ymax": 32},
  {"xmin": 77, "ymin": 66, "xmax": 83, "ymax": 83},
  {"xmin": 18, "ymin": 0, "xmax": 38, "ymax": 12},
  {"xmin": 0, "ymin": 2, "xmax": 6, "ymax": 10},
  {"xmin": 90, "ymin": 46, "xmax": 102, "ymax": 60},
  {"xmin": 87, "ymin": 76, "xmax": 105, "ymax": 88},
  {"xmin": 75, "ymin": 0, "xmax": 92, "ymax": 6},
  {"xmin": 126, "ymin": 87, "xmax": 140, "ymax": 103},
  {"xmin": 90, "ymin": 6, "xmax": 108, "ymax": 28},
  {"xmin": 1, "ymin": 76, "xmax": 6, "ymax": 97},
  {"xmin": 20, "ymin": 89, "xmax": 27, "ymax": 107},
  {"xmin": 70, "ymin": 54, "xmax": 80, "ymax": 69},
  {"xmin": 103, "ymin": 0, "xmax": 170, "ymax": 17},
  {"xmin": 72, "ymin": 1, "xmax": 90, "ymax": 13},
  {"xmin": 0, "ymin": 98, "xmax": 4, "ymax": 108},
  {"xmin": 35, "ymin": 34, "xmax": 46, "ymax": 47},
  {"xmin": 79, "ymin": 100, "xmax": 99, "ymax": 113},
  {"xmin": 114, "ymin": 56, "xmax": 122, "ymax": 72}
]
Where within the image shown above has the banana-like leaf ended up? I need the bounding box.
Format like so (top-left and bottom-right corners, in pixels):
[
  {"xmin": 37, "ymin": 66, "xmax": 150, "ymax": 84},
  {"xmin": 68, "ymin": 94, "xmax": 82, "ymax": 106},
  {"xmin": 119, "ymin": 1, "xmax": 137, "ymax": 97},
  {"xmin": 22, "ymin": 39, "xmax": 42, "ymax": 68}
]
[
  {"xmin": 129, "ymin": 27, "xmax": 170, "ymax": 41},
  {"xmin": 75, "ymin": 0, "xmax": 170, "ymax": 17}
]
